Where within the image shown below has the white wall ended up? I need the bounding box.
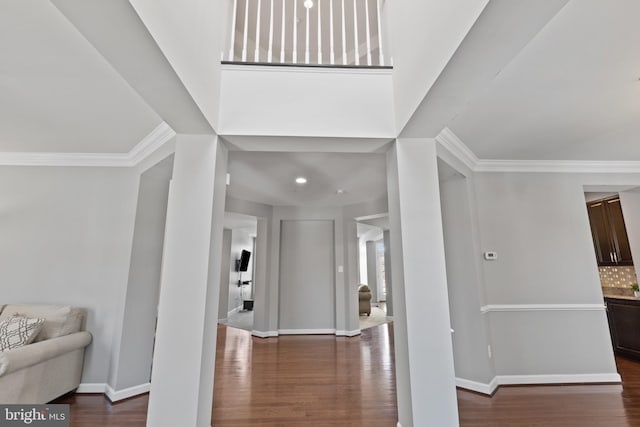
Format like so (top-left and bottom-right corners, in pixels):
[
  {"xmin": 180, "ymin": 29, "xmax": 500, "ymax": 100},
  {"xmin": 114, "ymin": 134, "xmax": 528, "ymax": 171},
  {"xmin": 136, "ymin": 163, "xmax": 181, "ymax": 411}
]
[
  {"xmin": 128, "ymin": 0, "xmax": 230, "ymax": 131},
  {"xmin": 473, "ymin": 171, "xmax": 619, "ymax": 377},
  {"xmin": 228, "ymin": 228, "xmax": 254, "ymax": 313},
  {"xmin": 389, "ymin": 0, "xmax": 488, "ymax": 132},
  {"xmin": 0, "ymin": 166, "xmax": 138, "ymax": 384},
  {"xmin": 112, "ymin": 155, "xmax": 173, "ymax": 391},
  {"xmin": 218, "ymin": 65, "xmax": 395, "ymax": 138},
  {"xmin": 279, "ymin": 220, "xmax": 335, "ymax": 332},
  {"xmin": 439, "ymin": 171, "xmax": 495, "ymax": 385},
  {"xmin": 619, "ymin": 189, "xmax": 640, "ymax": 283},
  {"xmin": 218, "ymin": 229, "xmax": 232, "ymax": 320}
]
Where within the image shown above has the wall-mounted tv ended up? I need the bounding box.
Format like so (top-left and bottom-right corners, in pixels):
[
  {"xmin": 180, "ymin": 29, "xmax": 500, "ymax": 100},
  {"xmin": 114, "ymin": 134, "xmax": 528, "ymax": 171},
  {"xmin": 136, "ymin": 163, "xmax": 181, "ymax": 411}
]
[{"xmin": 238, "ymin": 249, "xmax": 251, "ymax": 272}]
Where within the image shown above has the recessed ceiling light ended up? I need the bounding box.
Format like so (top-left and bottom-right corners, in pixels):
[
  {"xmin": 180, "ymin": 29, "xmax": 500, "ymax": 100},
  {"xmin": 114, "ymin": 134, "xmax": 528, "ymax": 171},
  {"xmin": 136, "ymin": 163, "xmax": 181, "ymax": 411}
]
[
  {"xmin": 336, "ymin": 189, "xmax": 345, "ymax": 194},
  {"xmin": 304, "ymin": 0, "xmax": 314, "ymax": 8},
  {"xmin": 295, "ymin": 177, "xmax": 307, "ymax": 184}
]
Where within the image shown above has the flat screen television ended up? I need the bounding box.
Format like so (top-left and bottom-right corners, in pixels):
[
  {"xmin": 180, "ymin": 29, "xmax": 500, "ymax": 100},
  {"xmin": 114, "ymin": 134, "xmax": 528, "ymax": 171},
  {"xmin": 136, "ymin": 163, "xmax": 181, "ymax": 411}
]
[{"xmin": 238, "ymin": 250, "xmax": 251, "ymax": 272}]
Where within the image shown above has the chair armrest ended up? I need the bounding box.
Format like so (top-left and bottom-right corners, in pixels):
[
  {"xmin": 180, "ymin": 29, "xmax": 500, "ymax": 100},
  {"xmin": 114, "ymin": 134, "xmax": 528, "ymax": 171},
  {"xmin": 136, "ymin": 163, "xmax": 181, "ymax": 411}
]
[{"xmin": 0, "ymin": 331, "xmax": 92, "ymax": 377}]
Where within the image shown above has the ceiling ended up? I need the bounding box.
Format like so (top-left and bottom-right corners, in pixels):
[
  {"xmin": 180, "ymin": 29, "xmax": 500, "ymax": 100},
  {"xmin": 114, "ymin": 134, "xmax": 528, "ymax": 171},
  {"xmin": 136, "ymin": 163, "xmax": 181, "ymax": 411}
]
[
  {"xmin": 447, "ymin": 0, "xmax": 640, "ymax": 161},
  {"xmin": 226, "ymin": 151, "xmax": 387, "ymax": 207},
  {"xmin": 0, "ymin": 0, "xmax": 161, "ymax": 153}
]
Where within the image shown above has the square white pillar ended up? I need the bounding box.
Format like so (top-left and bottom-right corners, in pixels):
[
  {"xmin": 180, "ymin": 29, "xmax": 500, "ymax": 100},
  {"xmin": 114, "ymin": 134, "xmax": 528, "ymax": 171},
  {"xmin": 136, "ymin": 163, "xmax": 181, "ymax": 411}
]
[
  {"xmin": 387, "ymin": 139, "xmax": 459, "ymax": 427},
  {"xmin": 147, "ymin": 134, "xmax": 226, "ymax": 427}
]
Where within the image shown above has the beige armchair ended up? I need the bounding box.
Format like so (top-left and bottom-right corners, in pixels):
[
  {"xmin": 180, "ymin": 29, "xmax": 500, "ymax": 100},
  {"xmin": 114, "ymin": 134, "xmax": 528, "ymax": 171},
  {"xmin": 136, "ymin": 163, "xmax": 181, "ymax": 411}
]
[{"xmin": 358, "ymin": 284, "xmax": 372, "ymax": 316}]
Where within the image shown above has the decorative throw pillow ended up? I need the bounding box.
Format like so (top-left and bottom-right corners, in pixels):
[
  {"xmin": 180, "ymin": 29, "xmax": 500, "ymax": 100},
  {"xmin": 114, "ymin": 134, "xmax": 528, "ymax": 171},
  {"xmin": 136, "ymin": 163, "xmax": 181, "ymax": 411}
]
[{"xmin": 0, "ymin": 316, "xmax": 45, "ymax": 352}]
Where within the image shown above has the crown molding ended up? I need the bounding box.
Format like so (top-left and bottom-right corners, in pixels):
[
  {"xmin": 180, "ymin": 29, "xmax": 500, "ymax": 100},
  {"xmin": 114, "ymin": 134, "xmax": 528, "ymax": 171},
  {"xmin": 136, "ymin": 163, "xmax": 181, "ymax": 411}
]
[
  {"xmin": 475, "ymin": 159, "xmax": 640, "ymax": 174},
  {"xmin": 435, "ymin": 127, "xmax": 479, "ymax": 172},
  {"xmin": 0, "ymin": 122, "xmax": 175, "ymax": 167},
  {"xmin": 127, "ymin": 122, "xmax": 176, "ymax": 166},
  {"xmin": 436, "ymin": 128, "xmax": 640, "ymax": 174}
]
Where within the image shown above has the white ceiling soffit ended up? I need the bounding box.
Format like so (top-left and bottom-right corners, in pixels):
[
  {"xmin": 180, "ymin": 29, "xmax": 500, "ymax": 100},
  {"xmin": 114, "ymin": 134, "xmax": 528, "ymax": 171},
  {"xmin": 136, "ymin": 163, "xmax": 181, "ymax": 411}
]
[
  {"xmin": 447, "ymin": 0, "xmax": 640, "ymax": 161},
  {"xmin": 226, "ymin": 151, "xmax": 387, "ymax": 207},
  {"xmin": 50, "ymin": 0, "xmax": 213, "ymax": 134},
  {"xmin": 400, "ymin": 0, "xmax": 570, "ymax": 139},
  {"xmin": 221, "ymin": 135, "xmax": 394, "ymax": 153},
  {"xmin": 0, "ymin": 0, "xmax": 163, "ymax": 154}
]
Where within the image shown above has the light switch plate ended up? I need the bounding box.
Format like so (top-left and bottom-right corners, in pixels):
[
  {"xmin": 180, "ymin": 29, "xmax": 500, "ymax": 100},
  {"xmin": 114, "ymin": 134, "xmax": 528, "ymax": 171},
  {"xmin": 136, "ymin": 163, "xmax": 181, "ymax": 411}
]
[{"xmin": 484, "ymin": 251, "xmax": 498, "ymax": 260}]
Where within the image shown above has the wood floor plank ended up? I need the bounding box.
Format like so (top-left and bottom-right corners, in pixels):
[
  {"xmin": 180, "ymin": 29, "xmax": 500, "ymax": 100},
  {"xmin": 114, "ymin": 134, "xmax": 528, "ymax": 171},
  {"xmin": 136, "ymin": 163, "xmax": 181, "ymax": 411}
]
[{"xmin": 54, "ymin": 324, "xmax": 640, "ymax": 426}]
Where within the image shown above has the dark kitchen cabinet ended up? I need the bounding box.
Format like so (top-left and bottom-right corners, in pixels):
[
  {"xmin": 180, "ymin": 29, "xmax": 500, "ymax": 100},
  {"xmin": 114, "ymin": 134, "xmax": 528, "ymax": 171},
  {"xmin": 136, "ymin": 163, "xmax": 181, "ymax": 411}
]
[
  {"xmin": 587, "ymin": 196, "xmax": 633, "ymax": 266},
  {"xmin": 605, "ymin": 297, "xmax": 640, "ymax": 360}
]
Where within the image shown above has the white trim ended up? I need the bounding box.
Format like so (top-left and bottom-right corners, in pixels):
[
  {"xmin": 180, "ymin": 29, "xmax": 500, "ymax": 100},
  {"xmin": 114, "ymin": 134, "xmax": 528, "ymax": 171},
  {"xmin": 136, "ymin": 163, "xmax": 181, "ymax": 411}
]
[
  {"xmin": 475, "ymin": 159, "xmax": 640, "ymax": 174},
  {"xmin": 436, "ymin": 127, "xmax": 479, "ymax": 172},
  {"xmin": 218, "ymin": 318, "xmax": 228, "ymax": 323},
  {"xmin": 251, "ymin": 330, "xmax": 279, "ymax": 338},
  {"xmin": 227, "ymin": 305, "xmax": 243, "ymax": 318},
  {"xmin": 386, "ymin": 316, "xmax": 394, "ymax": 321},
  {"xmin": 335, "ymin": 329, "xmax": 361, "ymax": 337},
  {"xmin": 397, "ymin": 423, "xmax": 402, "ymax": 427},
  {"xmin": 480, "ymin": 304, "xmax": 605, "ymax": 314},
  {"xmin": 128, "ymin": 122, "xmax": 176, "ymax": 166},
  {"xmin": 220, "ymin": 63, "xmax": 392, "ymax": 76},
  {"xmin": 0, "ymin": 152, "xmax": 130, "ymax": 167},
  {"xmin": 105, "ymin": 383, "xmax": 151, "ymax": 402},
  {"xmin": 455, "ymin": 377, "xmax": 498, "ymax": 395},
  {"xmin": 496, "ymin": 373, "xmax": 621, "ymax": 385},
  {"xmin": 435, "ymin": 127, "xmax": 640, "ymax": 174},
  {"xmin": 77, "ymin": 383, "xmax": 106, "ymax": 393},
  {"xmin": 278, "ymin": 328, "xmax": 336, "ymax": 335},
  {"xmin": 0, "ymin": 122, "xmax": 174, "ymax": 168}
]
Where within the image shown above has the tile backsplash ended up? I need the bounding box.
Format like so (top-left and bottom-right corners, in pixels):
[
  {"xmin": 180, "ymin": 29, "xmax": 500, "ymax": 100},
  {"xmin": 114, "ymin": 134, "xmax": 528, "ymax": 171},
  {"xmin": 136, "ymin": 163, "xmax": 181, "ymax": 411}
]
[{"xmin": 600, "ymin": 266, "xmax": 637, "ymax": 295}]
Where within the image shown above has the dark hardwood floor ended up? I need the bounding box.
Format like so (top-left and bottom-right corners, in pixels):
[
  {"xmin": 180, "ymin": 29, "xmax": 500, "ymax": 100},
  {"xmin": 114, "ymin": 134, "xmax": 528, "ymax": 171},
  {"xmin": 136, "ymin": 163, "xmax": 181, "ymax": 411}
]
[{"xmin": 55, "ymin": 324, "xmax": 640, "ymax": 426}]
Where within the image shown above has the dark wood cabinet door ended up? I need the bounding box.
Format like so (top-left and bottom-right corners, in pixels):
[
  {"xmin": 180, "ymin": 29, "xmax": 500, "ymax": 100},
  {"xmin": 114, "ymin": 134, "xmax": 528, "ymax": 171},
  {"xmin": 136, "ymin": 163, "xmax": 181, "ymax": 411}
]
[
  {"xmin": 587, "ymin": 201, "xmax": 615, "ymax": 266},
  {"xmin": 606, "ymin": 299, "xmax": 640, "ymax": 360},
  {"xmin": 605, "ymin": 198, "xmax": 634, "ymax": 265}
]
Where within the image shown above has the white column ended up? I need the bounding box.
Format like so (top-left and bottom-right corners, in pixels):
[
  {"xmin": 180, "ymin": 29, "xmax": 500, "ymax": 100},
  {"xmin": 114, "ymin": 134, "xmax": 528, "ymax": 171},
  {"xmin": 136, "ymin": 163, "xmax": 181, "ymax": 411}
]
[
  {"xmin": 386, "ymin": 139, "xmax": 459, "ymax": 427},
  {"xmin": 251, "ymin": 217, "xmax": 273, "ymax": 336},
  {"xmin": 343, "ymin": 217, "xmax": 360, "ymax": 334},
  {"xmin": 147, "ymin": 135, "xmax": 227, "ymax": 427},
  {"xmin": 383, "ymin": 229, "xmax": 393, "ymax": 317}
]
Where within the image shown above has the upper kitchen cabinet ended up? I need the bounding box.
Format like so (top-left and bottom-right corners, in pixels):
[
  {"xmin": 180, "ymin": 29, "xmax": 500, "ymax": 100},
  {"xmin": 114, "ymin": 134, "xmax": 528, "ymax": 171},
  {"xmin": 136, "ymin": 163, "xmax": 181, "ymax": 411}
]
[{"xmin": 587, "ymin": 196, "xmax": 634, "ymax": 266}]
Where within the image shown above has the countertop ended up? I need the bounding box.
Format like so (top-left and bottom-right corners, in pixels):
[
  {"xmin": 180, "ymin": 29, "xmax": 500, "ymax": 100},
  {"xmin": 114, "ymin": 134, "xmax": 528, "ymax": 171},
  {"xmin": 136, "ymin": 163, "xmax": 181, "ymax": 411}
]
[{"xmin": 604, "ymin": 294, "xmax": 639, "ymax": 301}]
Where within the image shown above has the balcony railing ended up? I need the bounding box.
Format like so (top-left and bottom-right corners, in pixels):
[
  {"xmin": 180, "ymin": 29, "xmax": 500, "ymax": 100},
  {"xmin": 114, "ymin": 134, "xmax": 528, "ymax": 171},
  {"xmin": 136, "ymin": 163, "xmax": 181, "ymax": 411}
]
[{"xmin": 225, "ymin": 0, "xmax": 389, "ymax": 67}]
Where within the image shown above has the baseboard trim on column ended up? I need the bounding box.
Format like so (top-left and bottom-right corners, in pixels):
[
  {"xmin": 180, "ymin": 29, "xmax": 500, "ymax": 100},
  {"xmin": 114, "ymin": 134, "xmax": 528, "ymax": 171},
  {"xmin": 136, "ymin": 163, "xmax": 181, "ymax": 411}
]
[
  {"xmin": 77, "ymin": 383, "xmax": 106, "ymax": 393},
  {"xmin": 251, "ymin": 330, "xmax": 279, "ymax": 338},
  {"xmin": 455, "ymin": 377, "xmax": 498, "ymax": 395},
  {"xmin": 106, "ymin": 383, "xmax": 151, "ymax": 402},
  {"xmin": 335, "ymin": 329, "xmax": 361, "ymax": 337},
  {"xmin": 386, "ymin": 316, "xmax": 394, "ymax": 321},
  {"xmin": 397, "ymin": 423, "xmax": 402, "ymax": 427}
]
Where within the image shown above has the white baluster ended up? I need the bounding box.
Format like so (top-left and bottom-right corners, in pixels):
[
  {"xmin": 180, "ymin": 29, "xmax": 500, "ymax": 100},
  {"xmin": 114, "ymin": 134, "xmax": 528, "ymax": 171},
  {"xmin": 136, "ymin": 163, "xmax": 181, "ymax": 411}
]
[
  {"xmin": 353, "ymin": 0, "xmax": 359, "ymax": 65},
  {"xmin": 242, "ymin": 0, "xmax": 249, "ymax": 61},
  {"xmin": 364, "ymin": 0, "xmax": 371, "ymax": 66},
  {"xmin": 229, "ymin": 0, "xmax": 238, "ymax": 61},
  {"xmin": 305, "ymin": 1, "xmax": 310, "ymax": 64},
  {"xmin": 255, "ymin": 0, "xmax": 262, "ymax": 62},
  {"xmin": 376, "ymin": 0, "xmax": 384, "ymax": 65},
  {"xmin": 268, "ymin": 0, "xmax": 275, "ymax": 62},
  {"xmin": 293, "ymin": 0, "xmax": 298, "ymax": 63},
  {"xmin": 280, "ymin": 0, "xmax": 286, "ymax": 62},
  {"xmin": 317, "ymin": 0, "xmax": 322, "ymax": 64},
  {"xmin": 341, "ymin": 0, "xmax": 346, "ymax": 64},
  {"xmin": 329, "ymin": 0, "xmax": 335, "ymax": 64}
]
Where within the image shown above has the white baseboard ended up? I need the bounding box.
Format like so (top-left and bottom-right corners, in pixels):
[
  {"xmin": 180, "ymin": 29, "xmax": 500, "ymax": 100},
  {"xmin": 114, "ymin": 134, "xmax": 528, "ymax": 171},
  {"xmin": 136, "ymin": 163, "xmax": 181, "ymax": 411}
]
[
  {"xmin": 106, "ymin": 382, "xmax": 151, "ymax": 402},
  {"xmin": 496, "ymin": 373, "xmax": 621, "ymax": 385},
  {"xmin": 335, "ymin": 329, "xmax": 361, "ymax": 337},
  {"xmin": 386, "ymin": 316, "xmax": 394, "ymax": 321},
  {"xmin": 455, "ymin": 377, "xmax": 498, "ymax": 395},
  {"xmin": 397, "ymin": 423, "xmax": 402, "ymax": 427},
  {"xmin": 227, "ymin": 305, "xmax": 243, "ymax": 318},
  {"xmin": 77, "ymin": 383, "xmax": 106, "ymax": 393},
  {"xmin": 251, "ymin": 330, "xmax": 279, "ymax": 338},
  {"xmin": 278, "ymin": 328, "xmax": 336, "ymax": 335},
  {"xmin": 218, "ymin": 318, "xmax": 227, "ymax": 324},
  {"xmin": 456, "ymin": 373, "xmax": 621, "ymax": 396}
]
